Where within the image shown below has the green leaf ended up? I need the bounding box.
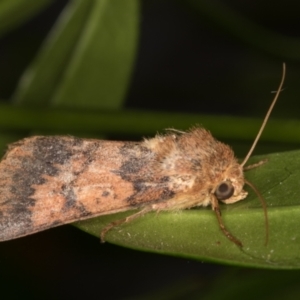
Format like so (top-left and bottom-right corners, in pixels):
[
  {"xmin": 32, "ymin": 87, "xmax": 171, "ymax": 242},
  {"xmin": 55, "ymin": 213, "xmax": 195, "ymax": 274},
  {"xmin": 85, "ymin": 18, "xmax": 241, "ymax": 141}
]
[
  {"xmin": 13, "ymin": 0, "xmax": 139, "ymax": 109},
  {"xmin": 76, "ymin": 150, "xmax": 300, "ymax": 269},
  {"xmin": 51, "ymin": 0, "xmax": 139, "ymax": 109},
  {"xmin": 0, "ymin": 104, "xmax": 299, "ymax": 145},
  {"xmin": 13, "ymin": 0, "xmax": 94, "ymax": 105},
  {"xmin": 0, "ymin": 0, "xmax": 52, "ymax": 37}
]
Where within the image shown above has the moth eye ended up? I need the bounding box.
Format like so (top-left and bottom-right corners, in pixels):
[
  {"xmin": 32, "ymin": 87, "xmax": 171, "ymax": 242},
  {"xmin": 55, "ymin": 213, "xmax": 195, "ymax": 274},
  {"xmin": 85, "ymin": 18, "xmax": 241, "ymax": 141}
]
[{"xmin": 215, "ymin": 181, "xmax": 234, "ymax": 201}]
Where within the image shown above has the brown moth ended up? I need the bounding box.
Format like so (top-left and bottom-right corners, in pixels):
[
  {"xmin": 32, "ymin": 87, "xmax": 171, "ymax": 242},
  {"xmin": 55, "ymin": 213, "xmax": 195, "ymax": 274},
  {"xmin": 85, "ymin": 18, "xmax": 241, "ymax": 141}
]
[{"xmin": 0, "ymin": 64, "xmax": 285, "ymax": 246}]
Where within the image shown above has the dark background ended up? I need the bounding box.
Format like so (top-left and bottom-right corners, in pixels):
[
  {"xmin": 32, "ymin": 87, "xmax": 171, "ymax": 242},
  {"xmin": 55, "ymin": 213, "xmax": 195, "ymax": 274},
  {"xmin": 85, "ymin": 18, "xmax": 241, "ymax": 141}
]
[{"xmin": 0, "ymin": 0, "xmax": 299, "ymax": 299}]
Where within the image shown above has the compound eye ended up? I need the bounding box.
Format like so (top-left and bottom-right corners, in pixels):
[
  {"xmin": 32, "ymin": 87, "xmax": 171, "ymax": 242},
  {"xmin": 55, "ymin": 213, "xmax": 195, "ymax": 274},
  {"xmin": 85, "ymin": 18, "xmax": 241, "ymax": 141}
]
[{"xmin": 215, "ymin": 181, "xmax": 234, "ymax": 201}]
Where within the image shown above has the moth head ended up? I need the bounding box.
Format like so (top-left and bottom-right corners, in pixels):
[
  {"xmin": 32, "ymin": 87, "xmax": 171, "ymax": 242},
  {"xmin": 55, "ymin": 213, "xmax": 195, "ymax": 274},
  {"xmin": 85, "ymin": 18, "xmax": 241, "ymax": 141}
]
[
  {"xmin": 206, "ymin": 163, "xmax": 247, "ymax": 206},
  {"xmin": 208, "ymin": 63, "xmax": 285, "ymax": 247},
  {"xmin": 214, "ymin": 179, "xmax": 247, "ymax": 204}
]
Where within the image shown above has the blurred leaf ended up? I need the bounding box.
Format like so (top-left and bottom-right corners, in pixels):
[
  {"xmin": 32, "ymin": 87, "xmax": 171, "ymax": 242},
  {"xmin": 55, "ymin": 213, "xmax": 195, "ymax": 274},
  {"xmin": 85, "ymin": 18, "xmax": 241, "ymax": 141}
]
[
  {"xmin": 13, "ymin": 0, "xmax": 139, "ymax": 109},
  {"xmin": 13, "ymin": 0, "xmax": 95, "ymax": 105},
  {"xmin": 0, "ymin": 103, "xmax": 299, "ymax": 145},
  {"xmin": 51, "ymin": 0, "xmax": 139, "ymax": 109},
  {"xmin": 76, "ymin": 150, "xmax": 300, "ymax": 269},
  {"xmin": 0, "ymin": 0, "xmax": 52, "ymax": 37}
]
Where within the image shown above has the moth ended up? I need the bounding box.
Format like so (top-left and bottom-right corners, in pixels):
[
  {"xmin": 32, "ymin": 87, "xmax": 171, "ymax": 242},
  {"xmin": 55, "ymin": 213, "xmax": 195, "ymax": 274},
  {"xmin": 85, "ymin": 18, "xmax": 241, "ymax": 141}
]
[{"xmin": 0, "ymin": 64, "xmax": 285, "ymax": 246}]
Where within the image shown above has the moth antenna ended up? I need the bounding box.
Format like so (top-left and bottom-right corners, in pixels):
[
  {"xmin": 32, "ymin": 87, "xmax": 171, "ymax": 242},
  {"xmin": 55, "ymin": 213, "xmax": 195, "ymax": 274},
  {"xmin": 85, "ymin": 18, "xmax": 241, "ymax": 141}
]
[
  {"xmin": 244, "ymin": 179, "xmax": 269, "ymax": 246},
  {"xmin": 241, "ymin": 63, "xmax": 286, "ymax": 167}
]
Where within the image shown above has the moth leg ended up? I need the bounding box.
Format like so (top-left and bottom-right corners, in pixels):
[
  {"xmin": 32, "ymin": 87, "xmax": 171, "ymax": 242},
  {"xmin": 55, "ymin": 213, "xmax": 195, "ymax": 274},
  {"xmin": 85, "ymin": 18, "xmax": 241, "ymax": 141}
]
[
  {"xmin": 243, "ymin": 159, "xmax": 268, "ymax": 171},
  {"xmin": 100, "ymin": 207, "xmax": 152, "ymax": 242},
  {"xmin": 211, "ymin": 195, "xmax": 243, "ymax": 247}
]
